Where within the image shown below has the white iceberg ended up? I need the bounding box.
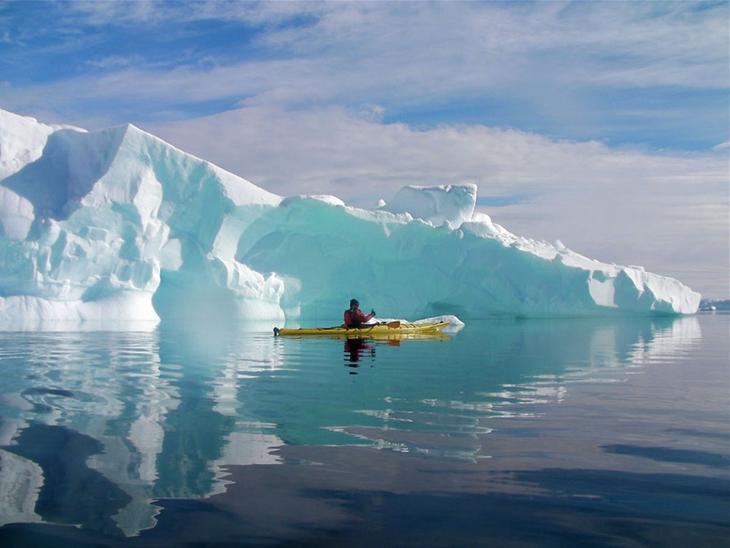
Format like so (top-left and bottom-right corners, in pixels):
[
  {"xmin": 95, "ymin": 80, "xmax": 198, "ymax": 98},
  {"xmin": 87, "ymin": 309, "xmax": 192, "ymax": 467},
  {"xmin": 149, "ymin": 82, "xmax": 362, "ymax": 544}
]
[
  {"xmin": 382, "ymin": 183, "xmax": 477, "ymax": 228},
  {"xmin": 0, "ymin": 109, "xmax": 700, "ymax": 326}
]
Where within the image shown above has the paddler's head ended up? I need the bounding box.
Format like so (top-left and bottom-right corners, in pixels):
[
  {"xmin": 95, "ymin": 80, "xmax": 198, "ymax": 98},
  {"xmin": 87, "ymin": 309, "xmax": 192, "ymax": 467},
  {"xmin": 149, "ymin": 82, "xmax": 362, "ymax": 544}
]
[{"xmin": 350, "ymin": 298, "xmax": 359, "ymax": 309}]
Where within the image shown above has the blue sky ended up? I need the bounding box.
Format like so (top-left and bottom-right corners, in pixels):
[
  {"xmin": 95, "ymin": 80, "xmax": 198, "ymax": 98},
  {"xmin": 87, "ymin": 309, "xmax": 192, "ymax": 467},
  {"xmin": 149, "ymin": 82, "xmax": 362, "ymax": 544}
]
[
  {"xmin": 0, "ymin": 0, "xmax": 728, "ymax": 296},
  {"xmin": 2, "ymin": 0, "xmax": 727, "ymax": 149}
]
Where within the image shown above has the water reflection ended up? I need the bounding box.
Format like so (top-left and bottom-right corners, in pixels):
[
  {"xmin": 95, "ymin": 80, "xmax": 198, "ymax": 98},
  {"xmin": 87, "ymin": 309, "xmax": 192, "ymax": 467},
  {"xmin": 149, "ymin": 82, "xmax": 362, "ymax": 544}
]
[
  {"xmin": 343, "ymin": 339, "xmax": 375, "ymax": 371},
  {"xmin": 0, "ymin": 316, "xmax": 705, "ymax": 537}
]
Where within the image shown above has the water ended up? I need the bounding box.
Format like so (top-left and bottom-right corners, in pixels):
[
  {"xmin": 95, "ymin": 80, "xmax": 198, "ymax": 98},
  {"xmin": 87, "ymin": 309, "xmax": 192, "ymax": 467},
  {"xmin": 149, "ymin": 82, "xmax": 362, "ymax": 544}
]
[{"xmin": 0, "ymin": 315, "xmax": 727, "ymax": 546}]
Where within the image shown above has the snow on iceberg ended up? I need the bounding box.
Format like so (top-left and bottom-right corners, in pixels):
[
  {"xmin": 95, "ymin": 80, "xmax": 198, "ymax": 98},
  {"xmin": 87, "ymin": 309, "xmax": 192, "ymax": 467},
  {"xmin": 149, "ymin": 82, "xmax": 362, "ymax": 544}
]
[
  {"xmin": 0, "ymin": 112, "xmax": 281, "ymax": 325},
  {"xmin": 0, "ymin": 109, "xmax": 700, "ymax": 326},
  {"xmin": 0, "ymin": 109, "xmax": 83, "ymax": 181},
  {"xmin": 381, "ymin": 184, "xmax": 477, "ymax": 228}
]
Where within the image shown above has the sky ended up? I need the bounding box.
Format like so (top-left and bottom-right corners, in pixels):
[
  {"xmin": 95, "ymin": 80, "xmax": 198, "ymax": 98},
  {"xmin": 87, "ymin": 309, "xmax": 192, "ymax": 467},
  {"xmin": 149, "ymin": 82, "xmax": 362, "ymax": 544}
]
[{"xmin": 1, "ymin": 0, "xmax": 728, "ymax": 298}]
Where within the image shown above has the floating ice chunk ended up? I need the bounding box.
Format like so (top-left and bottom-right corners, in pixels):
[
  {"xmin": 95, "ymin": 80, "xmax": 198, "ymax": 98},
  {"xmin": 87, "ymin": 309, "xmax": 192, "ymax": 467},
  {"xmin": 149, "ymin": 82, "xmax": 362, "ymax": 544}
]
[{"xmin": 414, "ymin": 315, "xmax": 465, "ymax": 333}]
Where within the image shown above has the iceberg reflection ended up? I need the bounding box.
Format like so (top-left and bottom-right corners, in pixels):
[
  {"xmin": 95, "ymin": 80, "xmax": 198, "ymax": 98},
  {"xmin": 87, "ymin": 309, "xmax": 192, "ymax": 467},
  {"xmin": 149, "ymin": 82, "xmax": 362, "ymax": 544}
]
[{"xmin": 0, "ymin": 316, "xmax": 702, "ymax": 536}]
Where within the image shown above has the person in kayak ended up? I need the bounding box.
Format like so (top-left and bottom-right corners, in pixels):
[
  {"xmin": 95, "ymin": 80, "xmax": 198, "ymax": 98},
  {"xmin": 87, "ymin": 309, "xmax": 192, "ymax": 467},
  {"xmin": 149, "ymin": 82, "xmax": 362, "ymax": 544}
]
[{"xmin": 344, "ymin": 298, "xmax": 375, "ymax": 328}]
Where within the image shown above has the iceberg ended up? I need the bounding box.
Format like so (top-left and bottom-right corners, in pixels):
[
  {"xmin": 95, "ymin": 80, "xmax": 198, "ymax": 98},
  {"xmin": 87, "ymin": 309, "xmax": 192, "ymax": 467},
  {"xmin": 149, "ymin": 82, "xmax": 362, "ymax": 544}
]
[
  {"xmin": 0, "ymin": 109, "xmax": 82, "ymax": 181},
  {"xmin": 380, "ymin": 184, "xmax": 477, "ymax": 228},
  {"xmin": 0, "ymin": 109, "xmax": 700, "ymax": 326}
]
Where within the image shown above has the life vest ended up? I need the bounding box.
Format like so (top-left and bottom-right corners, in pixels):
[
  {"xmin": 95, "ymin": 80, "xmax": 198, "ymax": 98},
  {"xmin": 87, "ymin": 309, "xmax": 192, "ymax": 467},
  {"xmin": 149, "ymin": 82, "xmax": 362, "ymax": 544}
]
[{"xmin": 344, "ymin": 308, "xmax": 363, "ymax": 327}]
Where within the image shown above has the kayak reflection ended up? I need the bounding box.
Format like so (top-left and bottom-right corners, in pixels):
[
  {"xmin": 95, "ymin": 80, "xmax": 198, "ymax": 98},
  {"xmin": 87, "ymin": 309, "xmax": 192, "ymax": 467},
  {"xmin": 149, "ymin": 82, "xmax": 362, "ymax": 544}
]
[
  {"xmin": 344, "ymin": 339, "xmax": 375, "ymax": 370},
  {"xmin": 343, "ymin": 334, "xmax": 444, "ymax": 373}
]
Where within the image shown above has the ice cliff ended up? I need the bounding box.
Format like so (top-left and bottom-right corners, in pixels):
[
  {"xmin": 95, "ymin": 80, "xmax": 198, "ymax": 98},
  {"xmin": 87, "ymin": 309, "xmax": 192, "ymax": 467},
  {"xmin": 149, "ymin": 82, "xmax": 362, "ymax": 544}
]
[{"xmin": 0, "ymin": 109, "xmax": 700, "ymax": 325}]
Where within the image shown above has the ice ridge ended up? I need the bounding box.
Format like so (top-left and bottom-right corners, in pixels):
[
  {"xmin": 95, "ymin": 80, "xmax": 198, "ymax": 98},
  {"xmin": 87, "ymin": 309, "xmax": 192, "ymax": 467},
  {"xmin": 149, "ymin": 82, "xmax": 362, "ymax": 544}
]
[{"xmin": 0, "ymin": 109, "xmax": 700, "ymax": 326}]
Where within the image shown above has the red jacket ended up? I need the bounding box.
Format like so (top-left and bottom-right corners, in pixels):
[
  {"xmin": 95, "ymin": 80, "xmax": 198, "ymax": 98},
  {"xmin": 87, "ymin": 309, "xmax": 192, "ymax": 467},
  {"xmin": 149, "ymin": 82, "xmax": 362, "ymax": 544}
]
[{"xmin": 344, "ymin": 307, "xmax": 375, "ymax": 327}]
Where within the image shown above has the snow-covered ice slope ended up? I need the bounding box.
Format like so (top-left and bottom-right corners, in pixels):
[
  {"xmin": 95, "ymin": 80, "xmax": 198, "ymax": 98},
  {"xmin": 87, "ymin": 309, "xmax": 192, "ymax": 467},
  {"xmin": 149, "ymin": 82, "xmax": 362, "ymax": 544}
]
[
  {"xmin": 0, "ymin": 109, "xmax": 700, "ymax": 325},
  {"xmin": 238, "ymin": 197, "xmax": 699, "ymax": 319},
  {"xmin": 0, "ymin": 110, "xmax": 281, "ymax": 325},
  {"xmin": 0, "ymin": 109, "xmax": 83, "ymax": 181}
]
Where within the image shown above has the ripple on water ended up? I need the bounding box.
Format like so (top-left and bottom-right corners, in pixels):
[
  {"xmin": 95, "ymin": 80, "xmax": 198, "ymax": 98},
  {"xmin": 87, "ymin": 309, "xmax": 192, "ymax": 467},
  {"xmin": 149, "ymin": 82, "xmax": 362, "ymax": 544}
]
[{"xmin": 0, "ymin": 316, "xmax": 726, "ymax": 544}]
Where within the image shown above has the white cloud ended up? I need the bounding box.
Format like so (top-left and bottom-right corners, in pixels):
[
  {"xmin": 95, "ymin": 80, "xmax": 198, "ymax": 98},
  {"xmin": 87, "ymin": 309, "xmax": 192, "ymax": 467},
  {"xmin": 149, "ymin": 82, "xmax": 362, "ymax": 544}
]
[
  {"xmin": 66, "ymin": 0, "xmax": 329, "ymax": 27},
  {"xmin": 86, "ymin": 55, "xmax": 144, "ymax": 70},
  {"xmin": 3, "ymin": 1, "xmax": 726, "ymax": 121},
  {"xmin": 0, "ymin": 29, "xmax": 14, "ymax": 45},
  {"xmin": 145, "ymin": 105, "xmax": 729, "ymax": 297}
]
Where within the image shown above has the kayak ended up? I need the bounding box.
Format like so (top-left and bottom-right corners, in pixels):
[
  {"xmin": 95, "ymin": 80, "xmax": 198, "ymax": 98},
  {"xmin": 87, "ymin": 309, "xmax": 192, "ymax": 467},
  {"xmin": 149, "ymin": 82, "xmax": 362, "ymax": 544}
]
[
  {"xmin": 273, "ymin": 321, "xmax": 450, "ymax": 337},
  {"xmin": 273, "ymin": 321, "xmax": 450, "ymax": 338}
]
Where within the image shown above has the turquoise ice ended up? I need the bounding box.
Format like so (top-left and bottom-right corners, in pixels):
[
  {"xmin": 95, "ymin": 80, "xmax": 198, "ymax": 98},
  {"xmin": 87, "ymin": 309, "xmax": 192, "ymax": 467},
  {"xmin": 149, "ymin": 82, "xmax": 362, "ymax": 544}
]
[{"xmin": 0, "ymin": 109, "xmax": 700, "ymax": 326}]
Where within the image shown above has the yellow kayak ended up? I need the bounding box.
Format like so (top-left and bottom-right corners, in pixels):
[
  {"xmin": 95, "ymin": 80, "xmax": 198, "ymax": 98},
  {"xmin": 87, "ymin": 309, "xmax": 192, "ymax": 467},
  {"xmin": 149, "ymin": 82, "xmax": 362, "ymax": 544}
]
[{"xmin": 273, "ymin": 321, "xmax": 450, "ymax": 337}]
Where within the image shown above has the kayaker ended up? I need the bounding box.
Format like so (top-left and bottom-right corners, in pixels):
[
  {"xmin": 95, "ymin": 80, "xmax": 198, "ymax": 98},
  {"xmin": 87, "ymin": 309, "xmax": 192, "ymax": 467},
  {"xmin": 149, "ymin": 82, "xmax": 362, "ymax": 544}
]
[{"xmin": 344, "ymin": 298, "xmax": 375, "ymax": 328}]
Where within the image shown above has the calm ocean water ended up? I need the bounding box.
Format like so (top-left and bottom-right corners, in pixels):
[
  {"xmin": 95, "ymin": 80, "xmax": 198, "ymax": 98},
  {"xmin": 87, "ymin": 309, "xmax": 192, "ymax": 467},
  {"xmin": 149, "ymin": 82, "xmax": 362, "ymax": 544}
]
[{"xmin": 0, "ymin": 314, "xmax": 727, "ymax": 547}]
